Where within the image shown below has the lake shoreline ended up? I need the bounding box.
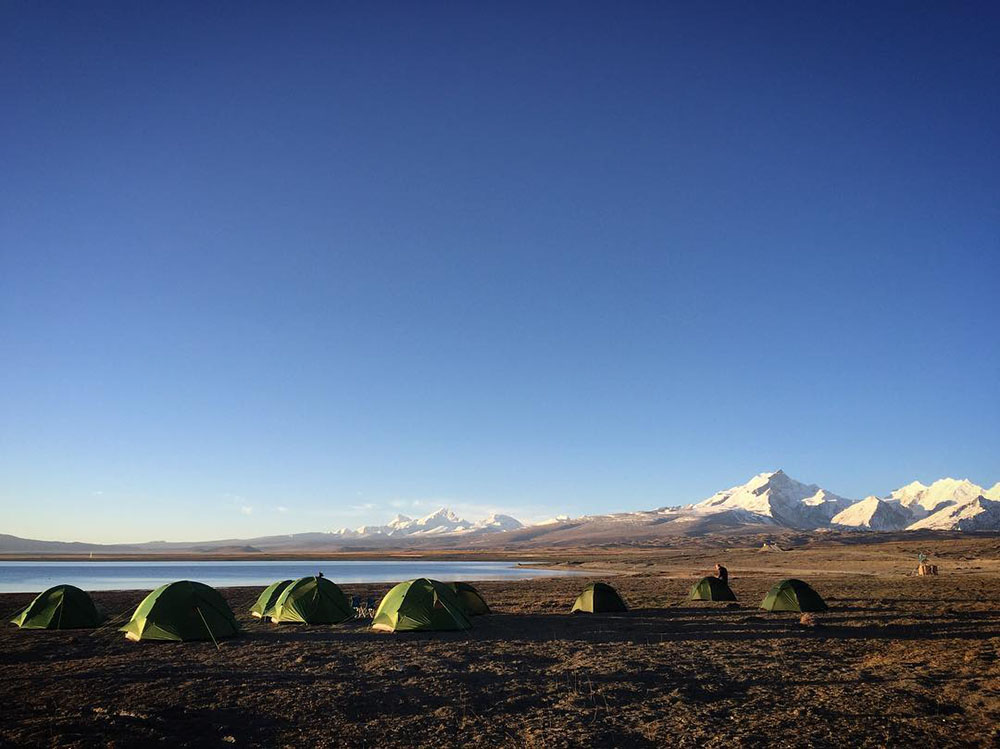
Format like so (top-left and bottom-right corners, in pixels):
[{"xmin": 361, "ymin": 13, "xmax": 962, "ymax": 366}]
[{"xmin": 0, "ymin": 558, "xmax": 590, "ymax": 594}]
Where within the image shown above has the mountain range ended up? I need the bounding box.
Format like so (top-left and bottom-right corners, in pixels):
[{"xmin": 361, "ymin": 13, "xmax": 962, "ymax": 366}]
[
  {"xmin": 682, "ymin": 471, "xmax": 999, "ymax": 532},
  {"xmin": 1, "ymin": 470, "xmax": 998, "ymax": 554},
  {"xmin": 503, "ymin": 471, "xmax": 1000, "ymax": 541},
  {"xmin": 331, "ymin": 508, "xmax": 524, "ymax": 537}
]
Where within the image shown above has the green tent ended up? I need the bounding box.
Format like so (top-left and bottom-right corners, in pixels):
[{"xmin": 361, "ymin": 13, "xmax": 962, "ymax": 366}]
[
  {"xmin": 449, "ymin": 582, "xmax": 491, "ymax": 616},
  {"xmin": 688, "ymin": 576, "xmax": 737, "ymax": 602},
  {"xmin": 10, "ymin": 584, "xmax": 103, "ymax": 629},
  {"xmin": 571, "ymin": 582, "xmax": 627, "ymax": 613},
  {"xmin": 250, "ymin": 579, "xmax": 292, "ymax": 619},
  {"xmin": 269, "ymin": 576, "xmax": 353, "ymax": 625},
  {"xmin": 121, "ymin": 580, "xmax": 239, "ymax": 642},
  {"xmin": 760, "ymin": 578, "xmax": 828, "ymax": 612},
  {"xmin": 371, "ymin": 578, "xmax": 472, "ymax": 632}
]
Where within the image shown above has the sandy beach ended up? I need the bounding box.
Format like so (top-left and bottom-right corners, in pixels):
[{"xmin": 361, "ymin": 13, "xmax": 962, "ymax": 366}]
[{"xmin": 2, "ymin": 537, "xmax": 999, "ymax": 747}]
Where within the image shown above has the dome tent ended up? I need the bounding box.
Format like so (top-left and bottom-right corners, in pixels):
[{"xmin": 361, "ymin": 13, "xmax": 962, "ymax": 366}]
[
  {"xmin": 269, "ymin": 576, "xmax": 353, "ymax": 625},
  {"xmin": 571, "ymin": 582, "xmax": 627, "ymax": 613},
  {"xmin": 449, "ymin": 582, "xmax": 491, "ymax": 615},
  {"xmin": 121, "ymin": 581, "xmax": 239, "ymax": 642},
  {"xmin": 11, "ymin": 585, "xmax": 103, "ymax": 629},
  {"xmin": 371, "ymin": 578, "xmax": 471, "ymax": 632},
  {"xmin": 250, "ymin": 579, "xmax": 292, "ymax": 619},
  {"xmin": 760, "ymin": 579, "xmax": 828, "ymax": 612},
  {"xmin": 688, "ymin": 576, "xmax": 737, "ymax": 602}
]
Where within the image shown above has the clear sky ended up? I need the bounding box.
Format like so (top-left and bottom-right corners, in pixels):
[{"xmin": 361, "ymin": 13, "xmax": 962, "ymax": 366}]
[{"xmin": 2, "ymin": 2, "xmax": 998, "ymax": 543}]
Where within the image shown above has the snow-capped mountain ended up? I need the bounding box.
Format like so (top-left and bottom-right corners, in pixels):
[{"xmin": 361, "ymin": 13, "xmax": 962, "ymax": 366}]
[
  {"xmin": 548, "ymin": 470, "xmax": 1000, "ymax": 535},
  {"xmin": 332, "ymin": 508, "xmax": 523, "ymax": 538},
  {"xmin": 472, "ymin": 513, "xmax": 524, "ymax": 533},
  {"xmin": 327, "ymin": 474, "xmax": 1000, "ymax": 543},
  {"xmin": 686, "ymin": 470, "xmax": 855, "ymax": 529},
  {"xmin": 674, "ymin": 471, "xmax": 1000, "ymax": 532},
  {"xmin": 906, "ymin": 495, "xmax": 1000, "ymax": 531},
  {"xmin": 831, "ymin": 496, "xmax": 910, "ymax": 531},
  {"xmin": 885, "ymin": 478, "xmax": 985, "ymax": 522},
  {"xmin": 860, "ymin": 477, "xmax": 998, "ymax": 531}
]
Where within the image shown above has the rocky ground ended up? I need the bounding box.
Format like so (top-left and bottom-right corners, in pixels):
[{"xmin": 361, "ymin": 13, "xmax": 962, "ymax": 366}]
[{"xmin": 2, "ymin": 538, "xmax": 999, "ymax": 747}]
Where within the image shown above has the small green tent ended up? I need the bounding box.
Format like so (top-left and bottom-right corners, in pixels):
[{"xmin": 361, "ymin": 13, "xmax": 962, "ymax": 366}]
[
  {"xmin": 571, "ymin": 582, "xmax": 627, "ymax": 613},
  {"xmin": 371, "ymin": 578, "xmax": 471, "ymax": 632},
  {"xmin": 10, "ymin": 585, "xmax": 103, "ymax": 629},
  {"xmin": 250, "ymin": 579, "xmax": 292, "ymax": 619},
  {"xmin": 760, "ymin": 579, "xmax": 828, "ymax": 612},
  {"xmin": 121, "ymin": 580, "xmax": 239, "ymax": 642},
  {"xmin": 449, "ymin": 582, "xmax": 491, "ymax": 615},
  {"xmin": 688, "ymin": 576, "xmax": 737, "ymax": 602},
  {"xmin": 269, "ymin": 576, "xmax": 353, "ymax": 625}
]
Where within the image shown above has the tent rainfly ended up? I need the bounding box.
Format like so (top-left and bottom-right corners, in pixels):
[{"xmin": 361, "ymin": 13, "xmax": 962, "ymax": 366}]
[
  {"xmin": 120, "ymin": 580, "xmax": 239, "ymax": 642},
  {"xmin": 688, "ymin": 576, "xmax": 737, "ymax": 602},
  {"xmin": 10, "ymin": 585, "xmax": 103, "ymax": 629},
  {"xmin": 269, "ymin": 576, "xmax": 353, "ymax": 625},
  {"xmin": 449, "ymin": 582, "xmax": 491, "ymax": 616},
  {"xmin": 760, "ymin": 579, "xmax": 828, "ymax": 612},
  {"xmin": 371, "ymin": 578, "xmax": 471, "ymax": 632},
  {"xmin": 250, "ymin": 579, "xmax": 293, "ymax": 619},
  {"xmin": 571, "ymin": 582, "xmax": 628, "ymax": 613}
]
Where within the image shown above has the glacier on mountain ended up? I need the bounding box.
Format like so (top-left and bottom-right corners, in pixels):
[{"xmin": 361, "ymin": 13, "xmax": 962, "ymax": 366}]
[
  {"xmin": 332, "ymin": 508, "xmax": 523, "ymax": 537},
  {"xmin": 831, "ymin": 496, "xmax": 910, "ymax": 531},
  {"xmin": 685, "ymin": 470, "xmax": 855, "ymax": 529}
]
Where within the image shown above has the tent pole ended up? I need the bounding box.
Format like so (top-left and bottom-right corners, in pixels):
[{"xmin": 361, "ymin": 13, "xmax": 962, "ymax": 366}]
[{"xmin": 195, "ymin": 606, "xmax": 221, "ymax": 650}]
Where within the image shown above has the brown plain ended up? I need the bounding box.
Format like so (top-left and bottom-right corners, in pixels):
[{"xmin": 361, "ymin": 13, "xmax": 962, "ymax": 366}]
[{"xmin": 1, "ymin": 534, "xmax": 998, "ymax": 747}]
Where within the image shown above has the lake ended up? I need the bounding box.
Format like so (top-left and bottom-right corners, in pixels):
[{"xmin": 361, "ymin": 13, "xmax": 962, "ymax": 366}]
[{"xmin": 0, "ymin": 560, "xmax": 582, "ymax": 593}]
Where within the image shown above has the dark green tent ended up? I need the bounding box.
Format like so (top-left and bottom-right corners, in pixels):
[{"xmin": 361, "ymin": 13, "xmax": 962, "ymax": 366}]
[
  {"xmin": 688, "ymin": 576, "xmax": 737, "ymax": 602},
  {"xmin": 371, "ymin": 578, "xmax": 471, "ymax": 632},
  {"xmin": 449, "ymin": 582, "xmax": 491, "ymax": 615},
  {"xmin": 10, "ymin": 585, "xmax": 103, "ymax": 629},
  {"xmin": 269, "ymin": 576, "xmax": 353, "ymax": 625},
  {"xmin": 571, "ymin": 582, "xmax": 627, "ymax": 613},
  {"xmin": 760, "ymin": 579, "xmax": 828, "ymax": 612},
  {"xmin": 250, "ymin": 579, "xmax": 292, "ymax": 619},
  {"xmin": 121, "ymin": 581, "xmax": 239, "ymax": 642}
]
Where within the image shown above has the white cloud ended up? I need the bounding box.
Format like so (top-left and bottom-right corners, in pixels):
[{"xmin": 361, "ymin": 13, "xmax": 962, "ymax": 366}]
[
  {"xmin": 276, "ymin": 506, "xmax": 289, "ymax": 513},
  {"xmin": 240, "ymin": 505, "xmax": 253, "ymax": 516}
]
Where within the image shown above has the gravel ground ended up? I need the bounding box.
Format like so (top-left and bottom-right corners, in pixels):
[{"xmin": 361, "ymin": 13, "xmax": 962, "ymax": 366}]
[{"xmin": 2, "ymin": 548, "xmax": 999, "ymax": 747}]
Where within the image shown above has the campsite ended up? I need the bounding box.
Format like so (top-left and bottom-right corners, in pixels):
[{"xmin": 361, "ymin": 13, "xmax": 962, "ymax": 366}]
[{"xmin": 2, "ymin": 535, "xmax": 998, "ymax": 747}]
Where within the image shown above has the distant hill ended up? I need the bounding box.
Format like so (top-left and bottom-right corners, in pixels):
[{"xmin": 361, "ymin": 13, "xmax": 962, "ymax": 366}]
[{"xmin": 0, "ymin": 534, "xmax": 143, "ymax": 554}]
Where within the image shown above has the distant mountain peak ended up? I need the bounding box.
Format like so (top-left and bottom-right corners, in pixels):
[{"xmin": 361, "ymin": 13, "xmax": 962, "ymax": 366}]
[
  {"xmin": 690, "ymin": 470, "xmax": 853, "ymax": 529},
  {"xmin": 832, "ymin": 496, "xmax": 909, "ymax": 531},
  {"xmin": 907, "ymin": 494, "xmax": 1000, "ymax": 531},
  {"xmin": 330, "ymin": 507, "xmax": 523, "ymax": 538},
  {"xmin": 417, "ymin": 507, "xmax": 462, "ymax": 524}
]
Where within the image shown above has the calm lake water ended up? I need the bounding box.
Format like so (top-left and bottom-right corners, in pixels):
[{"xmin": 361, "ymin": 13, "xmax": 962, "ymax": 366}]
[{"xmin": 0, "ymin": 560, "xmax": 582, "ymax": 594}]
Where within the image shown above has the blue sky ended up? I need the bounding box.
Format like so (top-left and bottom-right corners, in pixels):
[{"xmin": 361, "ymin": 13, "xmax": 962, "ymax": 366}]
[{"xmin": 2, "ymin": 2, "xmax": 998, "ymax": 543}]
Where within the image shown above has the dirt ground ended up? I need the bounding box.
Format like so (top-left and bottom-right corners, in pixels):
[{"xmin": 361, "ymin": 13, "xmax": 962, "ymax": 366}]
[{"xmin": 2, "ymin": 538, "xmax": 999, "ymax": 748}]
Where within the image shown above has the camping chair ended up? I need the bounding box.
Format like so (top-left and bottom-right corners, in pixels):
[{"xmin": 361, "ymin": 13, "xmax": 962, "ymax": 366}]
[
  {"xmin": 362, "ymin": 596, "xmax": 377, "ymax": 618},
  {"xmin": 351, "ymin": 595, "xmax": 361, "ymax": 618}
]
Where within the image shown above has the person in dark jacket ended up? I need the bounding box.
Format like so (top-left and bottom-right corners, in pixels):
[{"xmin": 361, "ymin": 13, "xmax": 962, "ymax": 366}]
[{"xmin": 714, "ymin": 563, "xmax": 728, "ymax": 584}]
